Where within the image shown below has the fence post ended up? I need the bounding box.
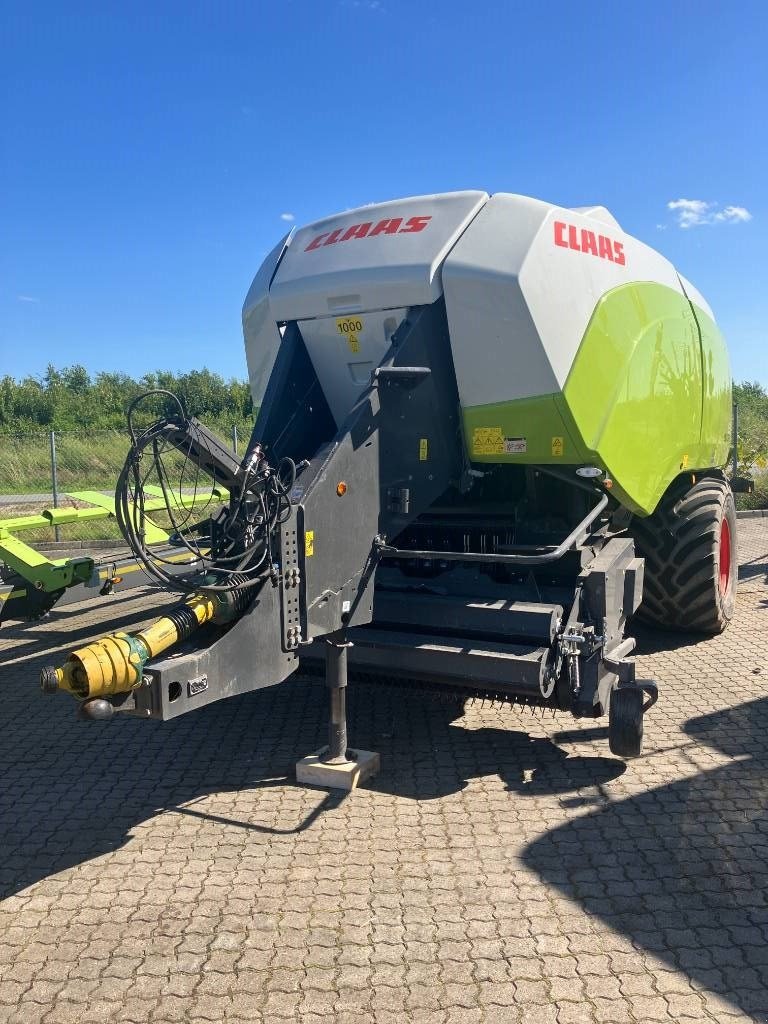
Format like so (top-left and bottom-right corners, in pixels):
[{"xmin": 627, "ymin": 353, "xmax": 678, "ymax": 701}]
[
  {"xmin": 231, "ymin": 424, "xmax": 238, "ymax": 456},
  {"xmin": 49, "ymin": 429, "xmax": 60, "ymax": 542},
  {"xmin": 732, "ymin": 401, "xmax": 739, "ymax": 479}
]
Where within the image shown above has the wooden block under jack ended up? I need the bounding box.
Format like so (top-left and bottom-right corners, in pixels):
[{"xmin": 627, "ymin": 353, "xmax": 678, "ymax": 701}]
[{"xmin": 296, "ymin": 748, "xmax": 380, "ymax": 791}]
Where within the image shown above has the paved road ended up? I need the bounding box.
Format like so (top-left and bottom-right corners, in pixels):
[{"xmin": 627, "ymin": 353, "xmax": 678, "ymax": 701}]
[{"xmin": 1, "ymin": 522, "xmax": 767, "ymax": 1023}]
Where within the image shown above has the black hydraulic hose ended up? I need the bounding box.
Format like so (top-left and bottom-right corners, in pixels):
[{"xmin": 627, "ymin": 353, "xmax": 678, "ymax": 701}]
[{"xmin": 115, "ymin": 390, "xmax": 294, "ymax": 595}]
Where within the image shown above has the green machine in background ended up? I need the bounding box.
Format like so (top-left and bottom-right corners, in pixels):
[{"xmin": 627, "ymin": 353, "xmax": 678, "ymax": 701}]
[{"xmin": 0, "ymin": 485, "xmax": 223, "ymax": 622}]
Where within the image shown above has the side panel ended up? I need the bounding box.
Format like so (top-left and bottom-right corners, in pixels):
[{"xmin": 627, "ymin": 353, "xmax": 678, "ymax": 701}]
[
  {"xmin": 563, "ymin": 282, "xmax": 705, "ymax": 515},
  {"xmin": 691, "ymin": 305, "xmax": 732, "ymax": 466},
  {"xmin": 297, "ymin": 308, "xmax": 407, "ymax": 427},
  {"xmin": 443, "ymin": 193, "xmax": 682, "ymax": 410},
  {"xmin": 462, "ymin": 393, "xmax": 587, "ymax": 465},
  {"xmin": 295, "ymin": 301, "xmax": 464, "ymax": 639},
  {"xmin": 677, "ymin": 274, "xmax": 731, "ymax": 459},
  {"xmin": 242, "ymin": 231, "xmax": 292, "ymax": 407},
  {"xmin": 464, "ymin": 282, "xmax": 729, "ymax": 516},
  {"xmin": 250, "ymin": 323, "xmax": 336, "ymax": 463},
  {"xmin": 443, "ymin": 194, "xmax": 559, "ymax": 405}
]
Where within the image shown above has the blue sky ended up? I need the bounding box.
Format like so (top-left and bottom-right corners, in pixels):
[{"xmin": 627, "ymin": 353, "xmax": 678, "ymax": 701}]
[{"xmin": 2, "ymin": 1, "xmax": 766, "ymax": 384}]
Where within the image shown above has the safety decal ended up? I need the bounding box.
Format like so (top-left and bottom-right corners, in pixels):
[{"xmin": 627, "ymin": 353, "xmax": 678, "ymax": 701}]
[
  {"xmin": 419, "ymin": 438, "xmax": 429, "ymax": 461},
  {"xmin": 504, "ymin": 437, "xmax": 527, "ymax": 454},
  {"xmin": 305, "ymin": 530, "xmax": 315, "ymax": 557},
  {"xmin": 472, "ymin": 427, "xmax": 504, "ymax": 455},
  {"xmin": 551, "ymin": 436, "xmax": 565, "ymax": 457},
  {"xmin": 336, "ymin": 316, "xmax": 363, "ymax": 353}
]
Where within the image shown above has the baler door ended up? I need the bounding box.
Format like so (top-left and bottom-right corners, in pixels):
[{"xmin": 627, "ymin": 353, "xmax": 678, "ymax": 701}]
[{"xmin": 296, "ymin": 309, "xmax": 406, "ymax": 427}]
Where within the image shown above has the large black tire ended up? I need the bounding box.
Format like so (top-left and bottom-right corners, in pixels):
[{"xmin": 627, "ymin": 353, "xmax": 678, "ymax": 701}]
[{"xmin": 632, "ymin": 475, "xmax": 737, "ymax": 634}]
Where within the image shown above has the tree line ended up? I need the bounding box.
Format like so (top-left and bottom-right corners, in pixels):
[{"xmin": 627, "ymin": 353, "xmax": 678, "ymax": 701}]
[
  {"xmin": 2, "ymin": 367, "xmax": 767, "ymax": 474},
  {"xmin": 733, "ymin": 381, "xmax": 768, "ymax": 474},
  {"xmin": 0, "ymin": 365, "xmax": 254, "ymax": 433}
]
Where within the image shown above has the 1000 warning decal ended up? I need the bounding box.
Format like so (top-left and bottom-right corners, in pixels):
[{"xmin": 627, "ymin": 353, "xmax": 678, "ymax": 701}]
[{"xmin": 336, "ymin": 316, "xmax": 363, "ymax": 353}]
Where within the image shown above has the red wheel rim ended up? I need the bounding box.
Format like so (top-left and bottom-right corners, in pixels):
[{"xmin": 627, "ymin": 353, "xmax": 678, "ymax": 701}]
[{"xmin": 719, "ymin": 518, "xmax": 732, "ymax": 597}]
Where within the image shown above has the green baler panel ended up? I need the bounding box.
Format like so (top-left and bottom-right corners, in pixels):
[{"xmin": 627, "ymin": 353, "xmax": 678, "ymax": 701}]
[
  {"xmin": 461, "ymin": 282, "xmax": 731, "ymax": 516},
  {"xmin": 462, "ymin": 394, "xmax": 586, "ymax": 465}
]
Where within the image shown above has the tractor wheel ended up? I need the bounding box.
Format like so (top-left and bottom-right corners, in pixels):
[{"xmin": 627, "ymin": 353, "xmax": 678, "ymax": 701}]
[
  {"xmin": 608, "ymin": 685, "xmax": 644, "ymax": 759},
  {"xmin": 633, "ymin": 476, "xmax": 737, "ymax": 634}
]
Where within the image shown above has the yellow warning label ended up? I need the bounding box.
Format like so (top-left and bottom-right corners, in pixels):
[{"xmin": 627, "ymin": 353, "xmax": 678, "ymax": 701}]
[
  {"xmin": 681, "ymin": 453, "xmax": 689, "ymax": 469},
  {"xmin": 305, "ymin": 530, "xmax": 314, "ymax": 557},
  {"xmin": 419, "ymin": 438, "xmax": 428, "ymax": 461},
  {"xmin": 551, "ymin": 436, "xmax": 564, "ymax": 457},
  {"xmin": 472, "ymin": 426, "xmax": 504, "ymax": 456},
  {"xmin": 336, "ymin": 316, "xmax": 363, "ymax": 354}
]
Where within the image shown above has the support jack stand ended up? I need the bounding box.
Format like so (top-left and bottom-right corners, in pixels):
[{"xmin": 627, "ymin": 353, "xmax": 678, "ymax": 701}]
[{"xmin": 296, "ymin": 631, "xmax": 380, "ymax": 790}]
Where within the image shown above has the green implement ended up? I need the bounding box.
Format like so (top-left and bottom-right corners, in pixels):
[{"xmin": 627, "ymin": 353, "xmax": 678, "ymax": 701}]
[{"xmin": 0, "ymin": 486, "xmax": 223, "ymax": 622}]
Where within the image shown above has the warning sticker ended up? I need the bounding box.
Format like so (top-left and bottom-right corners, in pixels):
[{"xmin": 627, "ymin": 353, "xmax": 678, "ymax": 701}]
[
  {"xmin": 551, "ymin": 436, "xmax": 565, "ymax": 457},
  {"xmin": 419, "ymin": 438, "xmax": 428, "ymax": 461},
  {"xmin": 336, "ymin": 315, "xmax": 363, "ymax": 354},
  {"xmin": 504, "ymin": 437, "xmax": 527, "ymax": 454},
  {"xmin": 305, "ymin": 530, "xmax": 314, "ymax": 557},
  {"xmin": 472, "ymin": 427, "xmax": 505, "ymax": 455}
]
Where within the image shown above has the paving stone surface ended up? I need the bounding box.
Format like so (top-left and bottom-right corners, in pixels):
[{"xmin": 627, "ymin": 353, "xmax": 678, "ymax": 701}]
[{"xmin": 1, "ymin": 521, "xmax": 767, "ymax": 1023}]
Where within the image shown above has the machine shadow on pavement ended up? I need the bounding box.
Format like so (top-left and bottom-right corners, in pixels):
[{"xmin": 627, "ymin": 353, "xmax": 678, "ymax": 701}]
[
  {"xmin": 0, "ymin": 598, "xmax": 182, "ymax": 659},
  {"xmin": 522, "ymin": 693, "xmax": 768, "ymax": 1022},
  {"xmin": 2, "ymin": 605, "xmax": 625, "ymax": 903}
]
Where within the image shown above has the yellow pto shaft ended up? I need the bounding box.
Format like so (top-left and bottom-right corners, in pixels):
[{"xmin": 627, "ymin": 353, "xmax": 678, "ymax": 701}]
[{"xmin": 41, "ymin": 592, "xmax": 218, "ymax": 700}]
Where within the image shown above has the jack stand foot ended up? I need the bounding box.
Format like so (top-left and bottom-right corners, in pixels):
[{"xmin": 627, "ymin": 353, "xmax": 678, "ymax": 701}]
[
  {"xmin": 296, "ymin": 630, "xmax": 380, "ymax": 789},
  {"xmin": 296, "ymin": 747, "xmax": 380, "ymax": 791}
]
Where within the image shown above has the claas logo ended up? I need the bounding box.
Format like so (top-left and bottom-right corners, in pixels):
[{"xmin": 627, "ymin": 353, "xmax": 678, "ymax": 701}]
[
  {"xmin": 553, "ymin": 220, "xmax": 626, "ymax": 266},
  {"xmin": 304, "ymin": 216, "xmax": 432, "ymax": 252}
]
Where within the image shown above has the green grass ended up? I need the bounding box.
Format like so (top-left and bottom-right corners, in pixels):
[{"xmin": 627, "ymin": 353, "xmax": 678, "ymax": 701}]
[
  {"xmin": 735, "ymin": 469, "xmax": 768, "ymax": 511},
  {"xmin": 0, "ymin": 429, "xmax": 234, "ymax": 543},
  {"xmin": 0, "ymin": 431, "xmax": 130, "ymax": 494},
  {"xmin": 0, "ymin": 423, "xmax": 250, "ymax": 495},
  {"xmin": 1, "ymin": 495, "xmax": 213, "ymax": 545}
]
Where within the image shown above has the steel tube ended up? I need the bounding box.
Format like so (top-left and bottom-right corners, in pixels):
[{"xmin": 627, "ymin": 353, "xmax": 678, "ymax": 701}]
[
  {"xmin": 378, "ymin": 492, "xmax": 609, "ymax": 567},
  {"xmin": 49, "ymin": 430, "xmax": 60, "ymax": 542},
  {"xmin": 324, "ymin": 634, "xmax": 351, "ymax": 764}
]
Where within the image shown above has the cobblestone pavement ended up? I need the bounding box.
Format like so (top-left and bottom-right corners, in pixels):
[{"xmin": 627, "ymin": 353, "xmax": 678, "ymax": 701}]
[{"xmin": 1, "ymin": 522, "xmax": 767, "ymax": 1024}]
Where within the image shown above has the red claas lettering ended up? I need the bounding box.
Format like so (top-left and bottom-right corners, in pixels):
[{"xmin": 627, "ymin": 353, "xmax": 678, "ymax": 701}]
[
  {"xmin": 552, "ymin": 220, "xmax": 627, "ymax": 267},
  {"xmin": 304, "ymin": 215, "xmax": 432, "ymax": 252}
]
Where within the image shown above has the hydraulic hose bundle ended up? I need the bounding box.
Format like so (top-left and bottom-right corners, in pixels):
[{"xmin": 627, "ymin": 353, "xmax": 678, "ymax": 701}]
[
  {"xmin": 115, "ymin": 390, "xmax": 296, "ymax": 594},
  {"xmin": 42, "ymin": 391, "xmax": 295, "ymax": 707}
]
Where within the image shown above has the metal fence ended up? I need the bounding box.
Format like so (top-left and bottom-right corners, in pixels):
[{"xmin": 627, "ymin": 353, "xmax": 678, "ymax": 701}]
[{"xmin": 0, "ymin": 426, "xmax": 240, "ymax": 544}]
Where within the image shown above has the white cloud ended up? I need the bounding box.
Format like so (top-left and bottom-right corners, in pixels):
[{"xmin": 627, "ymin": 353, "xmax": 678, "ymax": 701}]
[
  {"xmin": 667, "ymin": 199, "xmax": 713, "ymax": 228},
  {"xmin": 341, "ymin": 0, "xmax": 385, "ymax": 10},
  {"xmin": 280, "ymin": 212, "xmax": 295, "ymax": 222},
  {"xmin": 17, "ymin": 294, "xmax": 39, "ymax": 303},
  {"xmin": 715, "ymin": 205, "xmax": 752, "ymax": 224},
  {"xmin": 667, "ymin": 198, "xmax": 753, "ymax": 229}
]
